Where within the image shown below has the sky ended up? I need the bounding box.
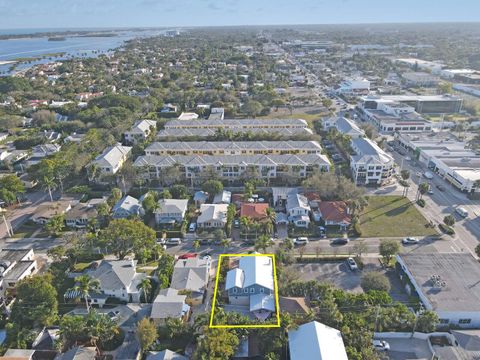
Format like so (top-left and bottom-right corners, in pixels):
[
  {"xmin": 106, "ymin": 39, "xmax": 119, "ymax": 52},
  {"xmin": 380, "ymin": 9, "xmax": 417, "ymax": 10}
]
[{"xmin": 1, "ymin": 0, "xmax": 480, "ymax": 29}]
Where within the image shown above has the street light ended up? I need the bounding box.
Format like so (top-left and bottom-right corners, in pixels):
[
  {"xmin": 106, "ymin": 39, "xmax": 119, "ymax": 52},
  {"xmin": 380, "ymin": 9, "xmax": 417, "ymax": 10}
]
[{"xmin": 0, "ymin": 208, "xmax": 12, "ymax": 238}]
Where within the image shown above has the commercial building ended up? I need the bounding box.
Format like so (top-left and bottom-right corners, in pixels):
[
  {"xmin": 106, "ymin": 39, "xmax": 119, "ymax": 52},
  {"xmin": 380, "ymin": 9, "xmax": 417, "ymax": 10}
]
[
  {"xmin": 134, "ymin": 153, "xmax": 331, "ymax": 183},
  {"xmin": 396, "ymin": 253, "xmax": 480, "ymax": 329},
  {"xmin": 335, "ymin": 78, "xmax": 370, "ymax": 96},
  {"xmin": 350, "ymin": 138, "xmax": 395, "ymax": 186},
  {"xmin": 361, "ymin": 95, "xmax": 463, "ymax": 114},
  {"xmin": 395, "ymin": 132, "xmax": 480, "ymax": 195},
  {"xmin": 395, "ymin": 58, "xmax": 444, "ymax": 73},
  {"xmin": 357, "ymin": 99, "xmax": 432, "ymax": 134},
  {"xmin": 402, "ymin": 72, "xmax": 440, "ymax": 87},
  {"xmin": 145, "ymin": 141, "xmax": 322, "ymax": 156}
]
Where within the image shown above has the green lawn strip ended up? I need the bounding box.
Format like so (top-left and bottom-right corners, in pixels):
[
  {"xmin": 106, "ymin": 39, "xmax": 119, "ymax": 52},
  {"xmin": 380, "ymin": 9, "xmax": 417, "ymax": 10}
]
[{"xmin": 359, "ymin": 196, "xmax": 437, "ymax": 237}]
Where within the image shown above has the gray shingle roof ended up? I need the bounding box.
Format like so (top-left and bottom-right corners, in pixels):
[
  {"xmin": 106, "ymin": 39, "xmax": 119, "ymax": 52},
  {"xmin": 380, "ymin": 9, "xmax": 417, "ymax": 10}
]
[
  {"xmin": 170, "ymin": 258, "xmax": 210, "ymax": 293},
  {"xmin": 151, "ymin": 288, "xmax": 188, "ymax": 320},
  {"xmin": 87, "ymin": 260, "xmax": 145, "ymax": 292}
]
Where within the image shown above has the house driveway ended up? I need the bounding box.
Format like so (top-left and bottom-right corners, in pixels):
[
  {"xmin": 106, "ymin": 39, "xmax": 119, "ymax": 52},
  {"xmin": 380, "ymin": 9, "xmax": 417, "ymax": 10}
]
[{"xmin": 276, "ymin": 224, "xmax": 288, "ymax": 239}]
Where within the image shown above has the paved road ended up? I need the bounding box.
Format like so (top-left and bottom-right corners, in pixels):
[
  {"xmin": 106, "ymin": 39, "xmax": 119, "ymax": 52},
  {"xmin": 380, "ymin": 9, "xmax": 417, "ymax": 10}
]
[
  {"xmin": 389, "ymin": 147, "xmax": 480, "ymax": 256},
  {"xmin": 0, "ymin": 190, "xmax": 49, "ymax": 239}
]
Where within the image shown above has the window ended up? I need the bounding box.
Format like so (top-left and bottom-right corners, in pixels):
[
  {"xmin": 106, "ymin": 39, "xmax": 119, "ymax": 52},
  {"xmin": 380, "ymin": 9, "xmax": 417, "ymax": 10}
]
[
  {"xmin": 244, "ymin": 288, "xmax": 248, "ymax": 293},
  {"xmin": 260, "ymin": 288, "xmax": 264, "ymax": 293},
  {"xmin": 250, "ymin": 288, "xmax": 255, "ymax": 293},
  {"xmin": 439, "ymin": 319, "xmax": 449, "ymax": 324},
  {"xmin": 459, "ymin": 319, "xmax": 471, "ymax": 324},
  {"xmin": 233, "ymin": 288, "xmax": 237, "ymax": 294}
]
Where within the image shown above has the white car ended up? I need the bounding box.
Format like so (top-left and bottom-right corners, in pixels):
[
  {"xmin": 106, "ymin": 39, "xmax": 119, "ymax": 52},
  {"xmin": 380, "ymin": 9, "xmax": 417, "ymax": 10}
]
[
  {"xmin": 372, "ymin": 340, "xmax": 390, "ymax": 351},
  {"xmin": 294, "ymin": 237, "xmax": 309, "ymax": 245},
  {"xmin": 165, "ymin": 238, "xmax": 182, "ymax": 245},
  {"xmin": 347, "ymin": 257, "xmax": 358, "ymax": 271},
  {"xmin": 402, "ymin": 237, "xmax": 419, "ymax": 244},
  {"xmin": 456, "ymin": 207, "xmax": 469, "ymax": 218}
]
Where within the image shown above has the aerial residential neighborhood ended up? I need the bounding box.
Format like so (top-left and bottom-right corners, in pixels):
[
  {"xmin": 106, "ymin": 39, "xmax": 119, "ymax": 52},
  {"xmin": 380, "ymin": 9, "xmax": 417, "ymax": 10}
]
[{"xmin": 1, "ymin": 3, "xmax": 480, "ymax": 360}]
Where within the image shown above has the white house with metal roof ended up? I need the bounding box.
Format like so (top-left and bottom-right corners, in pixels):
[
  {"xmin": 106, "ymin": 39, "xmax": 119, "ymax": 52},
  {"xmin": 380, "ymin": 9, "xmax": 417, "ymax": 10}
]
[
  {"xmin": 350, "ymin": 137, "xmax": 395, "ymax": 185},
  {"xmin": 154, "ymin": 199, "xmax": 189, "ymax": 225},
  {"xmin": 225, "ymin": 256, "xmax": 276, "ymax": 320},
  {"xmin": 150, "ymin": 288, "xmax": 190, "ymax": 325},
  {"xmin": 323, "ymin": 116, "xmax": 365, "ymax": 138},
  {"xmin": 197, "ymin": 204, "xmax": 228, "ymax": 229},
  {"xmin": 124, "ymin": 120, "xmax": 157, "ymax": 144},
  {"xmin": 112, "ymin": 195, "xmax": 144, "ymax": 219},
  {"xmin": 65, "ymin": 259, "xmax": 147, "ymax": 306},
  {"xmin": 286, "ymin": 193, "xmax": 311, "ymax": 228},
  {"xmin": 288, "ymin": 321, "xmax": 348, "ymax": 360},
  {"xmin": 90, "ymin": 145, "xmax": 131, "ymax": 176}
]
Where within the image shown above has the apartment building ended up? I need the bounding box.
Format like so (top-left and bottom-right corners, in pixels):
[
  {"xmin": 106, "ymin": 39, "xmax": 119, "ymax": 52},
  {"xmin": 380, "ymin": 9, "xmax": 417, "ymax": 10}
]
[
  {"xmin": 90, "ymin": 145, "xmax": 131, "ymax": 176},
  {"xmin": 350, "ymin": 138, "xmax": 395, "ymax": 185},
  {"xmin": 145, "ymin": 141, "xmax": 322, "ymax": 156},
  {"xmin": 163, "ymin": 118, "xmax": 310, "ymax": 130},
  {"xmin": 335, "ymin": 78, "xmax": 370, "ymax": 95},
  {"xmin": 157, "ymin": 127, "xmax": 313, "ymax": 139},
  {"xmin": 124, "ymin": 119, "xmax": 157, "ymax": 144},
  {"xmin": 134, "ymin": 153, "xmax": 331, "ymax": 182},
  {"xmin": 402, "ymin": 72, "xmax": 440, "ymax": 87}
]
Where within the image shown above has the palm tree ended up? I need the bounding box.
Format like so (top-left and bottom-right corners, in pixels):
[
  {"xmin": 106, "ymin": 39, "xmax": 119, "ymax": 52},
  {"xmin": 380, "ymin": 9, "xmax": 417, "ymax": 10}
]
[
  {"xmin": 417, "ymin": 182, "xmax": 430, "ymax": 201},
  {"xmin": 220, "ymin": 238, "xmax": 230, "ymax": 251},
  {"xmin": 193, "ymin": 240, "xmax": 201, "ymax": 252},
  {"xmin": 43, "ymin": 175, "xmax": 56, "ymax": 202},
  {"xmin": 265, "ymin": 207, "xmax": 276, "ymax": 235},
  {"xmin": 240, "ymin": 216, "xmax": 252, "ymax": 242},
  {"xmin": 70, "ymin": 275, "xmax": 100, "ymax": 312},
  {"xmin": 400, "ymin": 170, "xmax": 411, "ymax": 197},
  {"xmin": 255, "ymin": 235, "xmax": 273, "ymax": 253},
  {"xmin": 137, "ymin": 278, "xmax": 152, "ymax": 303}
]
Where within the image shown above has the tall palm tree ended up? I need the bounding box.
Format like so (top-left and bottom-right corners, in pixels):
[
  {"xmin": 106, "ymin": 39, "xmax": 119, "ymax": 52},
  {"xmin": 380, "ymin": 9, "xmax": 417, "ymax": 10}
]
[
  {"xmin": 417, "ymin": 182, "xmax": 430, "ymax": 201},
  {"xmin": 43, "ymin": 175, "xmax": 56, "ymax": 202},
  {"xmin": 255, "ymin": 235, "xmax": 273, "ymax": 253},
  {"xmin": 240, "ymin": 216, "xmax": 252, "ymax": 242},
  {"xmin": 265, "ymin": 207, "xmax": 276, "ymax": 235},
  {"xmin": 70, "ymin": 275, "xmax": 100, "ymax": 312},
  {"xmin": 137, "ymin": 278, "xmax": 152, "ymax": 303}
]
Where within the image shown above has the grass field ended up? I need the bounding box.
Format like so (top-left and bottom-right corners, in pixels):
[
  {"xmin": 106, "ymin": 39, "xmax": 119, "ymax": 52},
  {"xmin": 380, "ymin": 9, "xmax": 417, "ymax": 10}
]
[{"xmin": 359, "ymin": 196, "xmax": 437, "ymax": 237}]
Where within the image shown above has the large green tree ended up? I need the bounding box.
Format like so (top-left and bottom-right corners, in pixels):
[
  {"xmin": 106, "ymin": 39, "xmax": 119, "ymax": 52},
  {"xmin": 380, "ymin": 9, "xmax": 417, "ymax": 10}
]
[
  {"xmin": 98, "ymin": 219, "xmax": 156, "ymax": 259},
  {"xmin": 10, "ymin": 275, "xmax": 58, "ymax": 328}
]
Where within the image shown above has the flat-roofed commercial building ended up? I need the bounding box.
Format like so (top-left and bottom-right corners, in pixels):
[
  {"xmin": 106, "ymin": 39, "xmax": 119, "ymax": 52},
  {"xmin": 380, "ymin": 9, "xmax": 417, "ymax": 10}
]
[
  {"xmin": 397, "ymin": 253, "xmax": 480, "ymax": 329},
  {"xmin": 357, "ymin": 99, "xmax": 432, "ymax": 134},
  {"xmin": 350, "ymin": 138, "xmax": 395, "ymax": 186},
  {"xmin": 395, "ymin": 132, "xmax": 480, "ymax": 195},
  {"xmin": 145, "ymin": 141, "xmax": 322, "ymax": 156},
  {"xmin": 134, "ymin": 153, "xmax": 330, "ymax": 183},
  {"xmin": 360, "ymin": 95, "xmax": 463, "ymax": 114}
]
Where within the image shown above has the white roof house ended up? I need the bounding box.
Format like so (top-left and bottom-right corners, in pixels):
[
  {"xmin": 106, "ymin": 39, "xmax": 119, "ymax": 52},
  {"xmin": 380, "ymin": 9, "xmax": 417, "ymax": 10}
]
[
  {"xmin": 213, "ymin": 190, "xmax": 231, "ymax": 204},
  {"xmin": 328, "ymin": 117, "xmax": 365, "ymax": 138},
  {"xmin": 124, "ymin": 120, "xmax": 157, "ymax": 144},
  {"xmin": 226, "ymin": 256, "xmax": 274, "ymax": 291},
  {"xmin": 112, "ymin": 195, "xmax": 144, "ymax": 219},
  {"xmin": 155, "ymin": 199, "xmax": 189, "ymax": 224},
  {"xmin": 197, "ymin": 204, "xmax": 228, "ymax": 228},
  {"xmin": 91, "ymin": 145, "xmax": 131, "ymax": 175},
  {"xmin": 288, "ymin": 321, "xmax": 348, "ymax": 360},
  {"xmin": 150, "ymin": 288, "xmax": 190, "ymax": 325}
]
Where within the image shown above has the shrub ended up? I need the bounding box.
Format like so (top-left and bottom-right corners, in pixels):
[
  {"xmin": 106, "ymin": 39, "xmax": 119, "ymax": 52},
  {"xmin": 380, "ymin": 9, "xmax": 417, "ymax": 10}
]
[
  {"xmin": 361, "ymin": 272, "xmax": 391, "ymax": 293},
  {"xmin": 353, "ymin": 223, "xmax": 362, "ymax": 237},
  {"xmin": 417, "ymin": 199, "xmax": 425, "ymax": 207},
  {"xmin": 439, "ymin": 223, "xmax": 455, "ymax": 235}
]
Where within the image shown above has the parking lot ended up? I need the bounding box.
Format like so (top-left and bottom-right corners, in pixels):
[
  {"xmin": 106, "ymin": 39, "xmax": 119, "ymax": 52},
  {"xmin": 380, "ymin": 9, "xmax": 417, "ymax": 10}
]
[
  {"xmin": 374, "ymin": 337, "xmax": 433, "ymax": 360},
  {"xmin": 288, "ymin": 259, "xmax": 409, "ymax": 301}
]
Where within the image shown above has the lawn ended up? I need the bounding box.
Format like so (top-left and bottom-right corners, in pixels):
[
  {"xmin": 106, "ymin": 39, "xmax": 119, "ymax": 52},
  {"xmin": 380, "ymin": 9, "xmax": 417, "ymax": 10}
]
[
  {"xmin": 358, "ymin": 196, "xmax": 437, "ymax": 237},
  {"xmin": 14, "ymin": 222, "xmax": 49, "ymax": 238}
]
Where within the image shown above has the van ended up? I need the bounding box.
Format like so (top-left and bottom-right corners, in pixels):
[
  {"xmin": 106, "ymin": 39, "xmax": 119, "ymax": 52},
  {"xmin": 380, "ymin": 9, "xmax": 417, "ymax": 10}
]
[
  {"xmin": 188, "ymin": 223, "xmax": 197, "ymax": 232},
  {"xmin": 456, "ymin": 207, "xmax": 469, "ymax": 218}
]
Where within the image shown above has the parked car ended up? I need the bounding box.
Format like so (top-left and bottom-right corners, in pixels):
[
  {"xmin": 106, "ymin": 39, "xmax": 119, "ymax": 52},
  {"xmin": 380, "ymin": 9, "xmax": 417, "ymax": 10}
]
[
  {"xmin": 178, "ymin": 253, "xmax": 197, "ymax": 259},
  {"xmin": 188, "ymin": 223, "xmax": 197, "ymax": 232},
  {"xmin": 402, "ymin": 237, "xmax": 419, "ymax": 244},
  {"xmin": 233, "ymin": 219, "xmax": 240, "ymax": 228},
  {"xmin": 318, "ymin": 226, "xmax": 326, "ymax": 238},
  {"xmin": 427, "ymin": 188, "xmax": 434, "ymax": 195},
  {"xmin": 456, "ymin": 207, "xmax": 469, "ymax": 218},
  {"xmin": 166, "ymin": 238, "xmax": 182, "ymax": 245},
  {"xmin": 156, "ymin": 238, "xmax": 166, "ymax": 245},
  {"xmin": 436, "ymin": 184, "xmax": 446, "ymax": 192},
  {"xmin": 347, "ymin": 257, "xmax": 358, "ymax": 271},
  {"xmin": 294, "ymin": 237, "xmax": 309, "ymax": 245},
  {"xmin": 331, "ymin": 238, "xmax": 349, "ymax": 245},
  {"xmin": 199, "ymin": 238, "xmax": 211, "ymax": 245},
  {"xmin": 372, "ymin": 340, "xmax": 390, "ymax": 351}
]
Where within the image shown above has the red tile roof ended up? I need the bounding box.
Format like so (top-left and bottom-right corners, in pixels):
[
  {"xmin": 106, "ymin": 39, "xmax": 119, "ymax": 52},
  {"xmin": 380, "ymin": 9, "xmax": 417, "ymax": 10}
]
[
  {"xmin": 318, "ymin": 201, "xmax": 351, "ymax": 224},
  {"xmin": 240, "ymin": 203, "xmax": 269, "ymax": 220}
]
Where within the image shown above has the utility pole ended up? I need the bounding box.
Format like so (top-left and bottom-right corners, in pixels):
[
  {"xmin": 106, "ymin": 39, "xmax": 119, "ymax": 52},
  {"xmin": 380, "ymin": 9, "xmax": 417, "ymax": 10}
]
[{"xmin": 0, "ymin": 209, "xmax": 12, "ymax": 238}]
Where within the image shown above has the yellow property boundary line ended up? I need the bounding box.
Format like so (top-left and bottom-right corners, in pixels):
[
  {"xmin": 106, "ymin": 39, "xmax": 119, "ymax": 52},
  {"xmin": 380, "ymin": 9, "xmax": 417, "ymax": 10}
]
[{"xmin": 209, "ymin": 253, "xmax": 281, "ymax": 328}]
